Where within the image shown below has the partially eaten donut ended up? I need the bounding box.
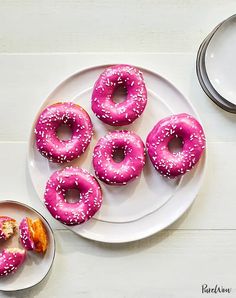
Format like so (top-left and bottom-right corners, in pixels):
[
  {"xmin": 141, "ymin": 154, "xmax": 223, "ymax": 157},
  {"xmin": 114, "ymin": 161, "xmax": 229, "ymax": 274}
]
[
  {"xmin": 0, "ymin": 248, "xmax": 26, "ymax": 277},
  {"xmin": 0, "ymin": 216, "xmax": 17, "ymax": 240},
  {"xmin": 19, "ymin": 217, "xmax": 48, "ymax": 253}
]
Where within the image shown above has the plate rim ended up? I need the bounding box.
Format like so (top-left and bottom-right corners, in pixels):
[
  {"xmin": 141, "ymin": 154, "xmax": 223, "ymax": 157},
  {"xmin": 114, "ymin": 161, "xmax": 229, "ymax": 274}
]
[
  {"xmin": 196, "ymin": 30, "xmax": 236, "ymax": 113},
  {"xmin": 0, "ymin": 199, "xmax": 56, "ymax": 292},
  {"xmin": 27, "ymin": 63, "xmax": 207, "ymax": 243}
]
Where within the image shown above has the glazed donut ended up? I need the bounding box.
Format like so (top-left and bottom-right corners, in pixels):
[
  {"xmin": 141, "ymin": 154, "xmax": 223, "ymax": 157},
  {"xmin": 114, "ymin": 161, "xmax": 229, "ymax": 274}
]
[
  {"xmin": 93, "ymin": 130, "xmax": 145, "ymax": 185},
  {"xmin": 19, "ymin": 218, "xmax": 34, "ymax": 251},
  {"xmin": 35, "ymin": 102, "xmax": 93, "ymax": 163},
  {"xmin": 0, "ymin": 216, "xmax": 16, "ymax": 240},
  {"xmin": 0, "ymin": 248, "xmax": 26, "ymax": 277},
  {"xmin": 92, "ymin": 64, "xmax": 147, "ymax": 126},
  {"xmin": 146, "ymin": 113, "xmax": 206, "ymax": 178},
  {"xmin": 19, "ymin": 217, "xmax": 48, "ymax": 253},
  {"xmin": 44, "ymin": 167, "xmax": 102, "ymax": 225}
]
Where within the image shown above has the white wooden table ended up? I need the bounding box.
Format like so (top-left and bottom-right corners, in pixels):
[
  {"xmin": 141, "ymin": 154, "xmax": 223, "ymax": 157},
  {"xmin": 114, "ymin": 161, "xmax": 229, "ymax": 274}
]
[{"xmin": 0, "ymin": 1, "xmax": 236, "ymax": 297}]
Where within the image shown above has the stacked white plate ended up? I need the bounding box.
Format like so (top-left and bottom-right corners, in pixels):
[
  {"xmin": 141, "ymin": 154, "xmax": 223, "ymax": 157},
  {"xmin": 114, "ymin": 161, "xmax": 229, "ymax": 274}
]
[{"xmin": 196, "ymin": 14, "xmax": 236, "ymax": 113}]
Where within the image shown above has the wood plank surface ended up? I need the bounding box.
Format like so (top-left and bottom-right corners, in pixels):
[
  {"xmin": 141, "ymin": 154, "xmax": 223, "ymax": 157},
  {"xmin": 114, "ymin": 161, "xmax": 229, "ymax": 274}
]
[
  {"xmin": 1, "ymin": 230, "xmax": 236, "ymax": 298},
  {"xmin": 0, "ymin": 0, "xmax": 235, "ymax": 53}
]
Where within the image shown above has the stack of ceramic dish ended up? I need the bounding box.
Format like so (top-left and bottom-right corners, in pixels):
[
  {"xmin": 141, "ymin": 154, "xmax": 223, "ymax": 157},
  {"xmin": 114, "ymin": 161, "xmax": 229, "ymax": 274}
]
[{"xmin": 196, "ymin": 14, "xmax": 236, "ymax": 113}]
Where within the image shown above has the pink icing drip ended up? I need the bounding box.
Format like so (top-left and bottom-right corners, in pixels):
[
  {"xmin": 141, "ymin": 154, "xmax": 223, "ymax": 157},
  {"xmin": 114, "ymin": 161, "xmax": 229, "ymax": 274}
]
[
  {"xmin": 92, "ymin": 64, "xmax": 147, "ymax": 126},
  {"xmin": 146, "ymin": 113, "xmax": 206, "ymax": 178},
  {"xmin": 93, "ymin": 130, "xmax": 145, "ymax": 185}
]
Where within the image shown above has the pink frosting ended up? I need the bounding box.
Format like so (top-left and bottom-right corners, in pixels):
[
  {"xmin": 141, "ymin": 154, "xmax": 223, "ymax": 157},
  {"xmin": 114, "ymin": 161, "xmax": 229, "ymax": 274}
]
[
  {"xmin": 35, "ymin": 102, "xmax": 93, "ymax": 163},
  {"xmin": 19, "ymin": 218, "xmax": 34, "ymax": 251},
  {"xmin": 146, "ymin": 113, "xmax": 206, "ymax": 178},
  {"xmin": 44, "ymin": 167, "xmax": 103, "ymax": 225},
  {"xmin": 0, "ymin": 248, "xmax": 26, "ymax": 277},
  {"xmin": 0, "ymin": 216, "xmax": 16, "ymax": 240},
  {"xmin": 93, "ymin": 130, "xmax": 145, "ymax": 185},
  {"xmin": 92, "ymin": 64, "xmax": 147, "ymax": 126}
]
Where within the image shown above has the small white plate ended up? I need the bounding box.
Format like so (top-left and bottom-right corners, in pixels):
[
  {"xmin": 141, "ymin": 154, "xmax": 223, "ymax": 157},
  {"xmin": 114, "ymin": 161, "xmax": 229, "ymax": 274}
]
[
  {"xmin": 0, "ymin": 200, "xmax": 55, "ymax": 291},
  {"xmin": 205, "ymin": 15, "xmax": 236, "ymax": 105},
  {"xmin": 28, "ymin": 64, "xmax": 206, "ymax": 243}
]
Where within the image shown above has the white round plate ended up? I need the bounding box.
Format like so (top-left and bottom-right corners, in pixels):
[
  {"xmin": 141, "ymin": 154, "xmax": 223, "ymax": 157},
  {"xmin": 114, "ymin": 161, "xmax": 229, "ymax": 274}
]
[
  {"xmin": 205, "ymin": 14, "xmax": 236, "ymax": 105},
  {"xmin": 0, "ymin": 200, "xmax": 55, "ymax": 291},
  {"xmin": 28, "ymin": 64, "xmax": 206, "ymax": 243}
]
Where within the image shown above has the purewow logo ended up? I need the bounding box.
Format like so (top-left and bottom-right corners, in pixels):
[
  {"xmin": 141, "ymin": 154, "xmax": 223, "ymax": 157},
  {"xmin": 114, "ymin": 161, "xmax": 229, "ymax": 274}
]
[{"xmin": 202, "ymin": 284, "xmax": 232, "ymax": 294}]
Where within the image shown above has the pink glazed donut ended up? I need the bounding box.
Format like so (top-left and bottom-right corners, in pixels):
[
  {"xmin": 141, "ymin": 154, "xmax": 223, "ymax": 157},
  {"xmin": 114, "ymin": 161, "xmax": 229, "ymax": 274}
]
[
  {"xmin": 146, "ymin": 113, "xmax": 206, "ymax": 178},
  {"xmin": 0, "ymin": 248, "xmax": 26, "ymax": 277},
  {"xmin": 35, "ymin": 102, "xmax": 93, "ymax": 163},
  {"xmin": 93, "ymin": 130, "xmax": 145, "ymax": 185},
  {"xmin": 44, "ymin": 167, "xmax": 102, "ymax": 225},
  {"xmin": 19, "ymin": 218, "xmax": 34, "ymax": 251},
  {"xmin": 91, "ymin": 64, "xmax": 147, "ymax": 126}
]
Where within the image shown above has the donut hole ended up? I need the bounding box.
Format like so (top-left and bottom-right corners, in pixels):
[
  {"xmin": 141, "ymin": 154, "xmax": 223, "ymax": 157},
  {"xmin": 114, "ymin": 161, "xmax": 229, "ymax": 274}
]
[
  {"xmin": 112, "ymin": 147, "xmax": 125, "ymax": 163},
  {"xmin": 65, "ymin": 188, "xmax": 81, "ymax": 204},
  {"xmin": 168, "ymin": 136, "xmax": 184, "ymax": 153},
  {"xmin": 56, "ymin": 123, "xmax": 73, "ymax": 141},
  {"xmin": 112, "ymin": 85, "xmax": 127, "ymax": 104}
]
